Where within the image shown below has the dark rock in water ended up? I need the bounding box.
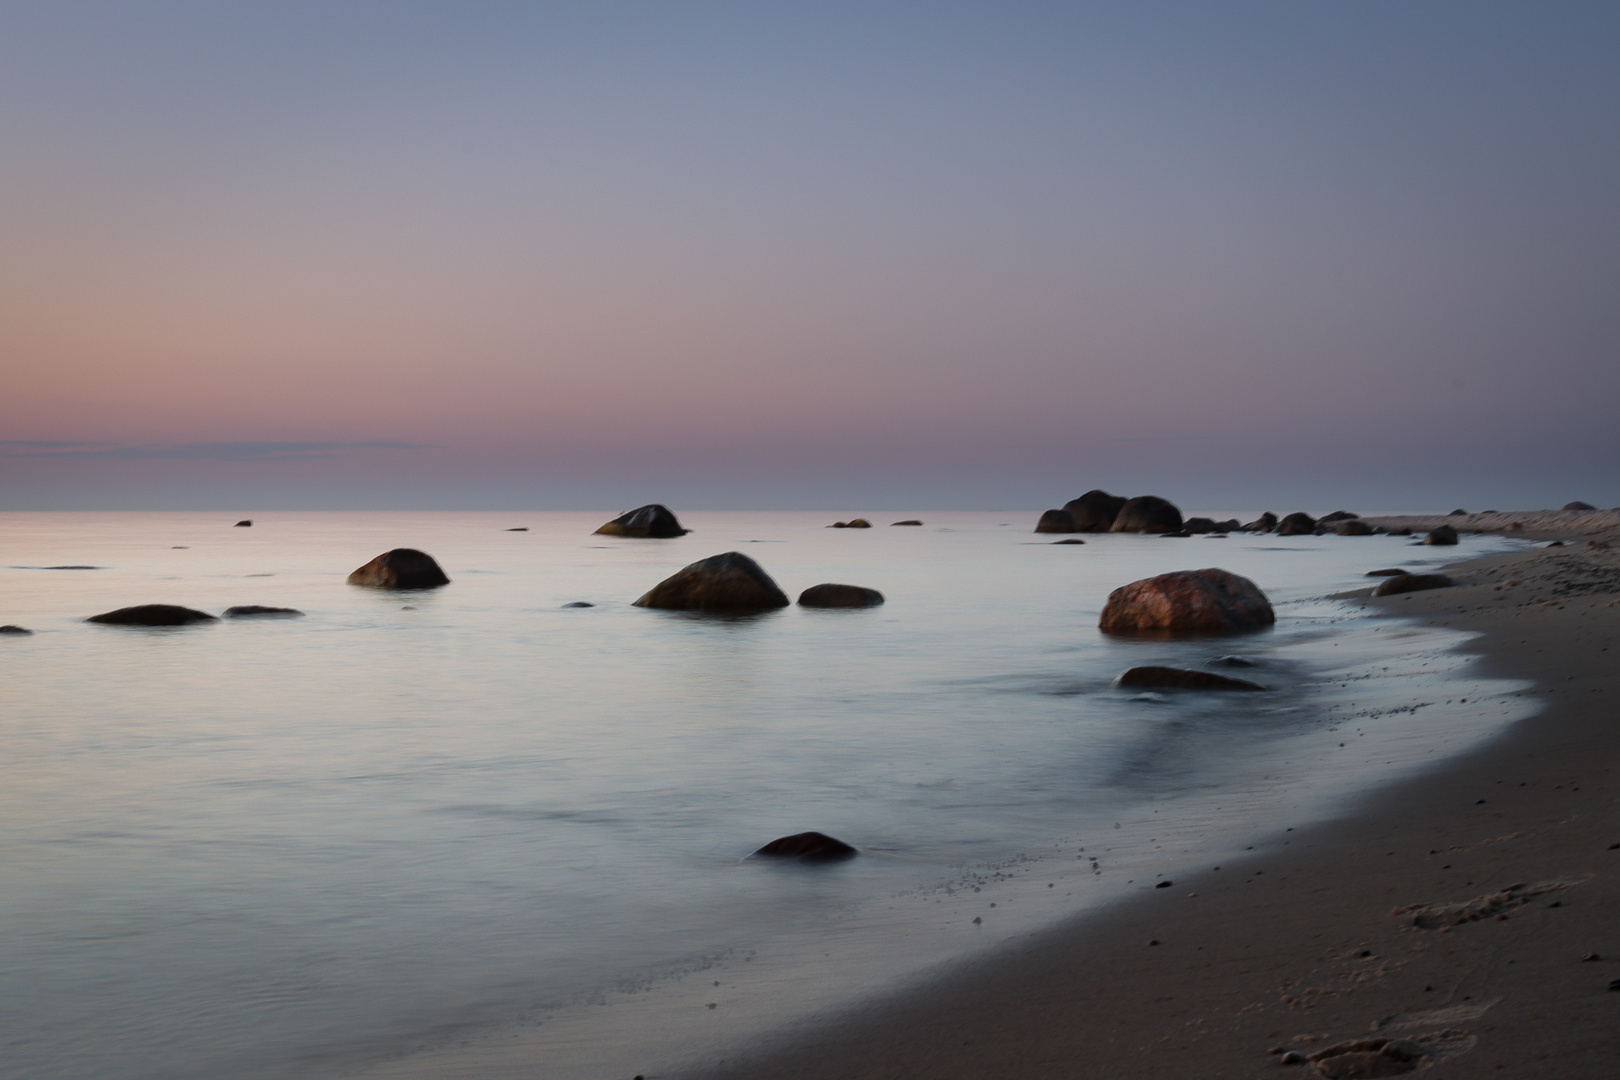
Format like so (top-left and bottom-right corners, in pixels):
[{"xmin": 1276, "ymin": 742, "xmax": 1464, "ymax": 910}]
[
  {"xmin": 634, "ymin": 552, "xmax": 790, "ymax": 611},
  {"xmin": 347, "ymin": 549, "xmax": 450, "ymax": 590},
  {"xmin": 1275, "ymin": 512, "xmax": 1317, "ymax": 536},
  {"xmin": 1336, "ymin": 519, "xmax": 1375, "ymax": 536},
  {"xmin": 1110, "ymin": 496, "xmax": 1183, "ymax": 534},
  {"xmin": 505, "ymin": 527, "xmax": 529, "ymax": 531},
  {"xmin": 1563, "ymin": 501, "xmax": 1596, "ymax": 511},
  {"xmin": 1366, "ymin": 568, "xmax": 1410, "ymax": 577},
  {"xmin": 87, "ymin": 604, "xmax": 218, "ymax": 626},
  {"xmin": 1214, "ymin": 519, "xmax": 1242, "ymax": 532},
  {"xmin": 1062, "ymin": 489, "xmax": 1128, "ymax": 532},
  {"xmin": 43, "ymin": 565, "xmax": 99, "ymax": 570},
  {"xmin": 1547, "ymin": 540, "xmax": 1564, "ymax": 547},
  {"xmin": 234, "ymin": 520, "xmax": 252, "ymax": 527},
  {"xmin": 1183, "ymin": 517, "xmax": 1219, "ymax": 533},
  {"xmin": 751, "ymin": 831, "xmax": 857, "ymax": 861},
  {"xmin": 1114, "ymin": 666, "xmax": 1265, "ymax": 691},
  {"xmin": 1424, "ymin": 525, "xmax": 1459, "ymax": 546},
  {"xmin": 891, "ymin": 520, "xmax": 923, "ymax": 526},
  {"xmin": 1051, "ymin": 538, "xmax": 1086, "ymax": 545},
  {"xmin": 829, "ymin": 521, "xmax": 849, "ymax": 528},
  {"xmin": 0, "ymin": 625, "xmax": 33, "ymax": 635},
  {"xmin": 594, "ymin": 504, "xmax": 688, "ymax": 538},
  {"xmin": 1448, "ymin": 508, "xmax": 1467, "ymax": 516},
  {"xmin": 1244, "ymin": 512, "xmax": 1278, "ymax": 533},
  {"xmin": 224, "ymin": 605, "xmax": 304, "ymax": 617},
  {"xmin": 1161, "ymin": 530, "xmax": 1192, "ymax": 538},
  {"xmin": 798, "ymin": 583, "xmax": 884, "ymax": 608},
  {"xmin": 1319, "ymin": 511, "xmax": 1359, "ymax": 523},
  {"xmin": 1373, "ymin": 573, "xmax": 1454, "ymax": 596},
  {"xmin": 845, "ymin": 518, "xmax": 872, "ymax": 528},
  {"xmin": 1034, "ymin": 509, "xmax": 1076, "ymax": 533},
  {"xmin": 1388, "ymin": 527, "xmax": 1412, "ymax": 536},
  {"xmin": 1211, "ymin": 655, "xmax": 1257, "ymax": 667},
  {"xmin": 562, "ymin": 601, "xmax": 594, "ymax": 608},
  {"xmin": 1100, "ymin": 568, "xmax": 1274, "ymax": 634}
]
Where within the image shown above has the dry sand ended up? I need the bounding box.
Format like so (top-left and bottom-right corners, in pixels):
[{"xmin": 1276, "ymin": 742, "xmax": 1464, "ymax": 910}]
[{"xmin": 689, "ymin": 530, "xmax": 1620, "ymax": 1079}]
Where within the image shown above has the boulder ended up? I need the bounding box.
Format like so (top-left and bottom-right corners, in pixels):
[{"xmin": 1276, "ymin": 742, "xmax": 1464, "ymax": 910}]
[
  {"xmin": 1336, "ymin": 519, "xmax": 1375, "ymax": 536},
  {"xmin": 1244, "ymin": 512, "xmax": 1278, "ymax": 532},
  {"xmin": 1183, "ymin": 517, "xmax": 1219, "ymax": 533},
  {"xmin": 87, "ymin": 604, "xmax": 218, "ymax": 626},
  {"xmin": 224, "ymin": 605, "xmax": 304, "ymax": 617},
  {"xmin": 1388, "ymin": 527, "xmax": 1412, "ymax": 536},
  {"xmin": 1214, "ymin": 519, "xmax": 1242, "ymax": 532},
  {"xmin": 1114, "ymin": 666, "xmax": 1266, "ymax": 691},
  {"xmin": 1062, "ymin": 489, "xmax": 1128, "ymax": 532},
  {"xmin": 891, "ymin": 520, "xmax": 923, "ymax": 526},
  {"xmin": 798, "ymin": 583, "xmax": 884, "ymax": 608},
  {"xmin": 1110, "ymin": 496, "xmax": 1184, "ymax": 534},
  {"xmin": 347, "ymin": 549, "xmax": 451, "ymax": 590},
  {"xmin": 0, "ymin": 625, "xmax": 33, "ymax": 635},
  {"xmin": 1274, "ymin": 512, "xmax": 1317, "ymax": 536},
  {"xmin": 234, "ymin": 520, "xmax": 252, "ymax": 527},
  {"xmin": 1424, "ymin": 525, "xmax": 1459, "ymax": 546},
  {"xmin": 1034, "ymin": 509, "xmax": 1076, "ymax": 533},
  {"xmin": 1051, "ymin": 538, "xmax": 1086, "ymax": 545},
  {"xmin": 1365, "ymin": 568, "xmax": 1410, "ymax": 577},
  {"xmin": 1564, "ymin": 501, "xmax": 1596, "ymax": 511},
  {"xmin": 1372, "ymin": 573, "xmax": 1454, "ymax": 597},
  {"xmin": 1448, "ymin": 508, "xmax": 1467, "ymax": 516},
  {"xmin": 562, "ymin": 601, "xmax": 594, "ymax": 608},
  {"xmin": 750, "ymin": 831, "xmax": 857, "ymax": 861},
  {"xmin": 829, "ymin": 521, "xmax": 849, "ymax": 528},
  {"xmin": 1319, "ymin": 511, "xmax": 1359, "ymax": 524},
  {"xmin": 845, "ymin": 518, "xmax": 872, "ymax": 528},
  {"xmin": 593, "ymin": 504, "xmax": 688, "ymax": 538},
  {"xmin": 634, "ymin": 552, "xmax": 790, "ymax": 611},
  {"xmin": 1099, "ymin": 568, "xmax": 1275, "ymax": 634}
]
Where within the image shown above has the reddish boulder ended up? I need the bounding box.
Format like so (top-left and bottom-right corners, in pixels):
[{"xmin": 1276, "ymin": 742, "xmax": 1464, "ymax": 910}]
[
  {"xmin": 1099, "ymin": 568, "xmax": 1274, "ymax": 634},
  {"xmin": 634, "ymin": 551, "xmax": 790, "ymax": 611}
]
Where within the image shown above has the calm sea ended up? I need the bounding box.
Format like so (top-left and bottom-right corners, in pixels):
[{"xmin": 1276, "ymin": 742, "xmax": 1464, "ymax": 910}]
[{"xmin": 0, "ymin": 512, "xmax": 1533, "ymax": 1080}]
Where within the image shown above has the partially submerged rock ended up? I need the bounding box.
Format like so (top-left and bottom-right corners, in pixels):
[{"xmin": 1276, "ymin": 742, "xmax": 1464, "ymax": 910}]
[
  {"xmin": 1319, "ymin": 510, "xmax": 1359, "ymax": 523},
  {"xmin": 1182, "ymin": 517, "xmax": 1219, "ymax": 533},
  {"xmin": 798, "ymin": 583, "xmax": 884, "ymax": 608},
  {"xmin": 0, "ymin": 625, "xmax": 33, "ymax": 635},
  {"xmin": 1114, "ymin": 666, "xmax": 1265, "ymax": 691},
  {"xmin": 891, "ymin": 519, "xmax": 923, "ymax": 526},
  {"xmin": 234, "ymin": 520, "xmax": 252, "ymax": 527},
  {"xmin": 1372, "ymin": 573, "xmax": 1454, "ymax": 596},
  {"xmin": 1110, "ymin": 495, "xmax": 1183, "ymax": 534},
  {"xmin": 634, "ymin": 552, "xmax": 790, "ymax": 611},
  {"xmin": 87, "ymin": 605, "xmax": 219, "ymax": 626},
  {"xmin": 1051, "ymin": 538, "xmax": 1086, "ymax": 545},
  {"xmin": 1365, "ymin": 568, "xmax": 1410, "ymax": 577},
  {"xmin": 1034, "ymin": 509, "xmax": 1076, "ymax": 533},
  {"xmin": 1062, "ymin": 489, "xmax": 1128, "ymax": 532},
  {"xmin": 593, "ymin": 504, "xmax": 688, "ymax": 538},
  {"xmin": 845, "ymin": 518, "xmax": 872, "ymax": 528},
  {"xmin": 347, "ymin": 549, "xmax": 450, "ymax": 590},
  {"xmin": 1424, "ymin": 524, "xmax": 1459, "ymax": 545},
  {"xmin": 1244, "ymin": 512, "xmax": 1278, "ymax": 532},
  {"xmin": 224, "ymin": 605, "xmax": 304, "ymax": 617},
  {"xmin": 750, "ymin": 831, "xmax": 857, "ymax": 861},
  {"xmin": 1275, "ymin": 512, "xmax": 1317, "ymax": 536},
  {"xmin": 562, "ymin": 601, "xmax": 594, "ymax": 608},
  {"xmin": 1099, "ymin": 568, "xmax": 1274, "ymax": 634},
  {"xmin": 1336, "ymin": 519, "xmax": 1375, "ymax": 536}
]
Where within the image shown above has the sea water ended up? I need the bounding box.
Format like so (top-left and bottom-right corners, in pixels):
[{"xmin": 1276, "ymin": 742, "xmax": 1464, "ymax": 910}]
[{"xmin": 0, "ymin": 512, "xmax": 1535, "ymax": 1080}]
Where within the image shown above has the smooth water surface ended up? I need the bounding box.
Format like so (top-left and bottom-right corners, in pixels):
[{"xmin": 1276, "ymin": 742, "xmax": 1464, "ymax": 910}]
[{"xmin": 0, "ymin": 512, "xmax": 1531, "ymax": 1079}]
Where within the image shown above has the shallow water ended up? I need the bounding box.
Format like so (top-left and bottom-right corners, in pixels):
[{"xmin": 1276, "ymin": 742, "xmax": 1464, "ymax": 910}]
[{"xmin": 0, "ymin": 512, "xmax": 1533, "ymax": 1079}]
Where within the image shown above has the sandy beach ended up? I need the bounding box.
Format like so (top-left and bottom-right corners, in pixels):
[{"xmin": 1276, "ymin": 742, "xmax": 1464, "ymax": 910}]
[{"xmin": 691, "ymin": 519, "xmax": 1620, "ymax": 1079}]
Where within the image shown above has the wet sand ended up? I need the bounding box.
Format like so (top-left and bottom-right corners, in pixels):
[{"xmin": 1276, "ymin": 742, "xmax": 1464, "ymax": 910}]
[{"xmin": 691, "ymin": 533, "xmax": 1620, "ymax": 1079}]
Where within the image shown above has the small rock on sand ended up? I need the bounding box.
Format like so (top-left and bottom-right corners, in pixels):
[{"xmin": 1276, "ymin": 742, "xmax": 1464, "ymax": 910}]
[
  {"xmin": 1115, "ymin": 666, "xmax": 1266, "ymax": 691},
  {"xmin": 0, "ymin": 625, "xmax": 34, "ymax": 635},
  {"xmin": 223, "ymin": 605, "xmax": 304, "ymax": 617},
  {"xmin": 1372, "ymin": 573, "xmax": 1453, "ymax": 597},
  {"xmin": 750, "ymin": 831, "xmax": 857, "ymax": 861},
  {"xmin": 87, "ymin": 605, "xmax": 219, "ymax": 626},
  {"xmin": 347, "ymin": 549, "xmax": 451, "ymax": 590},
  {"xmin": 798, "ymin": 583, "xmax": 884, "ymax": 608}
]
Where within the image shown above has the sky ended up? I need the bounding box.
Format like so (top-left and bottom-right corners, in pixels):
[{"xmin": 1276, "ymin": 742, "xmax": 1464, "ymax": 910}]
[{"xmin": 3, "ymin": 2, "xmax": 1617, "ymax": 511}]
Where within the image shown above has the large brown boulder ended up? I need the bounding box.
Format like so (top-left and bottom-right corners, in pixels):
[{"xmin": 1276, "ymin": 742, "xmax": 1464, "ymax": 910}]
[
  {"xmin": 634, "ymin": 552, "xmax": 790, "ymax": 611},
  {"xmin": 1062, "ymin": 489, "xmax": 1128, "ymax": 532},
  {"xmin": 1099, "ymin": 568, "xmax": 1274, "ymax": 634},
  {"xmin": 87, "ymin": 604, "xmax": 218, "ymax": 626},
  {"xmin": 1035, "ymin": 509, "xmax": 1075, "ymax": 533},
  {"xmin": 1372, "ymin": 573, "xmax": 1453, "ymax": 596},
  {"xmin": 1109, "ymin": 496, "xmax": 1183, "ymax": 534},
  {"xmin": 1424, "ymin": 525, "xmax": 1459, "ymax": 546},
  {"xmin": 593, "ymin": 504, "xmax": 688, "ymax": 538},
  {"xmin": 1275, "ymin": 512, "xmax": 1316, "ymax": 536},
  {"xmin": 798, "ymin": 583, "xmax": 884, "ymax": 608},
  {"xmin": 1114, "ymin": 666, "xmax": 1266, "ymax": 691},
  {"xmin": 347, "ymin": 549, "xmax": 450, "ymax": 589},
  {"xmin": 750, "ymin": 831, "xmax": 857, "ymax": 861}
]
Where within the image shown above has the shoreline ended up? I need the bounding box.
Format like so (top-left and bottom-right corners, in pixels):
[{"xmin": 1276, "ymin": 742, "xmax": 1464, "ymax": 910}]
[{"xmin": 685, "ymin": 530, "xmax": 1620, "ymax": 1078}]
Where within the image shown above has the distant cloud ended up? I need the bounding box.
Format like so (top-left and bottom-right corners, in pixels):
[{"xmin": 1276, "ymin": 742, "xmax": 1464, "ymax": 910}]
[{"xmin": 2, "ymin": 440, "xmax": 432, "ymax": 461}]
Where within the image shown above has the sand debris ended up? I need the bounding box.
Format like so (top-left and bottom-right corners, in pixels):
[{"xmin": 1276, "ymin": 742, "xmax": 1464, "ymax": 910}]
[{"xmin": 1393, "ymin": 879, "xmax": 1581, "ymax": 928}]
